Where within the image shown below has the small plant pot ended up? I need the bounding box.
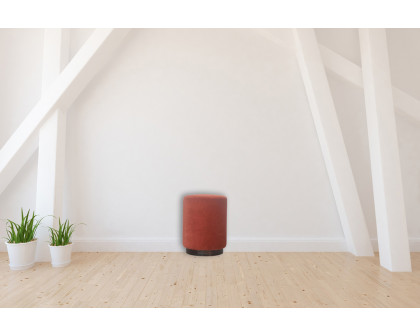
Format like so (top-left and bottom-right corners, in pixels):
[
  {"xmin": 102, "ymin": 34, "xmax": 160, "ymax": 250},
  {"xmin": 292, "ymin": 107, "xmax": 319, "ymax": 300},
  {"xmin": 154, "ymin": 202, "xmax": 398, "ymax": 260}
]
[
  {"xmin": 49, "ymin": 243, "xmax": 72, "ymax": 267},
  {"xmin": 5, "ymin": 239, "xmax": 38, "ymax": 271}
]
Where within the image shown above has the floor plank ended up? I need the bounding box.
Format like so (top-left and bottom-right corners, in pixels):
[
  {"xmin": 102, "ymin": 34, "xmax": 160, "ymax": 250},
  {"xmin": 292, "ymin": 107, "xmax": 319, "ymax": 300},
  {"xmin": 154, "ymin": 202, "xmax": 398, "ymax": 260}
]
[{"xmin": 1, "ymin": 252, "xmax": 420, "ymax": 308}]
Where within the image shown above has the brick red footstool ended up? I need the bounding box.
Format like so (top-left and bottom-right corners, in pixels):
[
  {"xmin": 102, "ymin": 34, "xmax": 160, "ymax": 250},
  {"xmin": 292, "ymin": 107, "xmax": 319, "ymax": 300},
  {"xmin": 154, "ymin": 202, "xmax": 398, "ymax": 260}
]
[{"xmin": 183, "ymin": 194, "xmax": 227, "ymax": 256}]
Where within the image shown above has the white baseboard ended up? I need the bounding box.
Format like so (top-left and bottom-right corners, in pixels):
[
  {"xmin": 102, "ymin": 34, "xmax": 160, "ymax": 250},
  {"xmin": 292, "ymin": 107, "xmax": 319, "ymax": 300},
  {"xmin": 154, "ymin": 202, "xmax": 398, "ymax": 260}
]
[
  {"xmin": 226, "ymin": 238, "xmax": 347, "ymax": 252},
  {"xmin": 2, "ymin": 237, "xmax": 420, "ymax": 253},
  {"xmin": 72, "ymin": 238, "xmax": 185, "ymax": 252},
  {"xmin": 409, "ymin": 238, "xmax": 420, "ymax": 251},
  {"xmin": 71, "ymin": 237, "xmax": 347, "ymax": 252},
  {"xmin": 370, "ymin": 238, "xmax": 420, "ymax": 252}
]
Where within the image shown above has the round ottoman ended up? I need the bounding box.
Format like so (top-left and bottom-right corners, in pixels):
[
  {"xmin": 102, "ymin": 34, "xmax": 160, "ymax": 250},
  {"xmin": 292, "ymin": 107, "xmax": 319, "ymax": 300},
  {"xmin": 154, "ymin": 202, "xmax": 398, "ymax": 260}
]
[{"xmin": 183, "ymin": 194, "xmax": 227, "ymax": 256}]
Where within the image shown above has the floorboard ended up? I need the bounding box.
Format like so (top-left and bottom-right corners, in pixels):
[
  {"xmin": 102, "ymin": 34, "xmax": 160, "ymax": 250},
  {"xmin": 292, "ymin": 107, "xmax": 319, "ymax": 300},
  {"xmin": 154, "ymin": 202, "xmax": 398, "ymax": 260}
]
[{"xmin": 1, "ymin": 252, "xmax": 420, "ymax": 308}]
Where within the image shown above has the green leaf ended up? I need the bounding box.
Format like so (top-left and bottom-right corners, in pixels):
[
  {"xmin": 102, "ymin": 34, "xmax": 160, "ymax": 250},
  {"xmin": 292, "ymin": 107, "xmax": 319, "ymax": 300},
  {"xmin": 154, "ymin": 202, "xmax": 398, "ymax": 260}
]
[
  {"xmin": 5, "ymin": 209, "xmax": 45, "ymax": 244},
  {"xmin": 47, "ymin": 217, "xmax": 79, "ymax": 246}
]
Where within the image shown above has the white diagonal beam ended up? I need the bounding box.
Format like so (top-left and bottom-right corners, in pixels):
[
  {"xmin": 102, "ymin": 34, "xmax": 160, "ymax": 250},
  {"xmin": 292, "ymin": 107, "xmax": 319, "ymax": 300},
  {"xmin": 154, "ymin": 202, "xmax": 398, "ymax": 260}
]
[
  {"xmin": 35, "ymin": 29, "xmax": 70, "ymax": 261},
  {"xmin": 294, "ymin": 28, "xmax": 373, "ymax": 256},
  {"xmin": 359, "ymin": 28, "xmax": 411, "ymax": 272},
  {"xmin": 391, "ymin": 87, "xmax": 420, "ymax": 121},
  {"xmin": 252, "ymin": 29, "xmax": 420, "ymax": 122},
  {"xmin": 319, "ymin": 45, "xmax": 420, "ymax": 122},
  {"xmin": 319, "ymin": 45, "xmax": 363, "ymax": 87},
  {"xmin": 0, "ymin": 28, "xmax": 130, "ymax": 196}
]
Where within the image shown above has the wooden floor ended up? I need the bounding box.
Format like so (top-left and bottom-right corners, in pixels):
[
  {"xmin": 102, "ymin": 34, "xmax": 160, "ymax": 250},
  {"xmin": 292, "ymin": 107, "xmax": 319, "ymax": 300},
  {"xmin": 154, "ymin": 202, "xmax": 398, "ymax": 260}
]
[{"xmin": 1, "ymin": 252, "xmax": 420, "ymax": 307}]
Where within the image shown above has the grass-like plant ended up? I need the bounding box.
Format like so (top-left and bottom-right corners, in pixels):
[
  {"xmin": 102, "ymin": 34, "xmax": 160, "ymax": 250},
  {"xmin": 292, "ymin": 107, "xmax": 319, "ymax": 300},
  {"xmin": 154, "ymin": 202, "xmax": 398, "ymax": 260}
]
[
  {"xmin": 49, "ymin": 218, "xmax": 76, "ymax": 246},
  {"xmin": 6, "ymin": 209, "xmax": 43, "ymax": 244}
]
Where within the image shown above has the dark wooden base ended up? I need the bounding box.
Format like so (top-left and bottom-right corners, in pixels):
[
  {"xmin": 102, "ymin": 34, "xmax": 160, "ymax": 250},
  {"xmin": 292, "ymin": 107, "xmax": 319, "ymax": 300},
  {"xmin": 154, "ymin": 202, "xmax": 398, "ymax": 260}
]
[{"xmin": 186, "ymin": 248, "xmax": 223, "ymax": 256}]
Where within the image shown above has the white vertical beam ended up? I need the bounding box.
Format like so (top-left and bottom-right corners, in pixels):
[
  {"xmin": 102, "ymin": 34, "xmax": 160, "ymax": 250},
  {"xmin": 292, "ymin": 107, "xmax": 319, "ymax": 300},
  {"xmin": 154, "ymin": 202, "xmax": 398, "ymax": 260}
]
[
  {"xmin": 359, "ymin": 29, "xmax": 411, "ymax": 272},
  {"xmin": 35, "ymin": 29, "xmax": 70, "ymax": 261},
  {"xmin": 294, "ymin": 29, "xmax": 373, "ymax": 256}
]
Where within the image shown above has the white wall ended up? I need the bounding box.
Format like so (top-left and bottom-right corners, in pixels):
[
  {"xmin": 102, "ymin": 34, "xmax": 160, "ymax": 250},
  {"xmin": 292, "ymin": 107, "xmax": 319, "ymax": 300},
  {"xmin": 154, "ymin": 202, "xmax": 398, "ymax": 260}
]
[
  {"xmin": 0, "ymin": 29, "xmax": 44, "ymax": 148},
  {"xmin": 1, "ymin": 28, "xmax": 420, "ymax": 252},
  {"xmin": 64, "ymin": 29, "xmax": 342, "ymax": 251},
  {"xmin": 397, "ymin": 112, "xmax": 420, "ymax": 238},
  {"xmin": 387, "ymin": 29, "xmax": 420, "ymax": 101}
]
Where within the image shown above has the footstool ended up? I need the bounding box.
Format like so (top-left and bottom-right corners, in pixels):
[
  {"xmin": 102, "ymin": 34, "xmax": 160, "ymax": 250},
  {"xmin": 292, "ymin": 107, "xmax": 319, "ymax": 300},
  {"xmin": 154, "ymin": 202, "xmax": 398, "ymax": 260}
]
[{"xmin": 183, "ymin": 194, "xmax": 227, "ymax": 256}]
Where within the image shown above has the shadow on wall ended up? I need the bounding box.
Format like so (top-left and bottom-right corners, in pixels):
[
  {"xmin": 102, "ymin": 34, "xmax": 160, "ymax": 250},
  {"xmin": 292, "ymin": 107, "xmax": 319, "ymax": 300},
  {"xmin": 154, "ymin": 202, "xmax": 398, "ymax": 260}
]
[{"xmin": 177, "ymin": 191, "xmax": 227, "ymax": 245}]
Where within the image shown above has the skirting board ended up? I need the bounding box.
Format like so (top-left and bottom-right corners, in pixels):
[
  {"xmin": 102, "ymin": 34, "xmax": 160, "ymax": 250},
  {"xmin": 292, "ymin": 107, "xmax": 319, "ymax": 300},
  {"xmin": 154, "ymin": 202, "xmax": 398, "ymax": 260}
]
[
  {"xmin": 64, "ymin": 237, "xmax": 420, "ymax": 252},
  {"xmin": 71, "ymin": 237, "xmax": 348, "ymax": 252},
  {"xmin": 1, "ymin": 238, "xmax": 420, "ymax": 253},
  {"xmin": 370, "ymin": 238, "xmax": 420, "ymax": 253}
]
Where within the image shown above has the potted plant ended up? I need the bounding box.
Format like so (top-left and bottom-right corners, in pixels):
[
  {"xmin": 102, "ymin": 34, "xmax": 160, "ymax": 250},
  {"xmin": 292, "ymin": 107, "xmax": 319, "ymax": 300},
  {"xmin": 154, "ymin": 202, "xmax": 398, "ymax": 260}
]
[
  {"xmin": 48, "ymin": 218, "xmax": 76, "ymax": 267},
  {"xmin": 5, "ymin": 209, "xmax": 43, "ymax": 270}
]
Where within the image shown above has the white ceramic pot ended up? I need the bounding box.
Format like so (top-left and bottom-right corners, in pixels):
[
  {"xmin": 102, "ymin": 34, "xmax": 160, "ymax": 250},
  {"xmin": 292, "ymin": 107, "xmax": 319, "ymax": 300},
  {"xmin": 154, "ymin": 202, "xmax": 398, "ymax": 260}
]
[
  {"xmin": 5, "ymin": 239, "xmax": 37, "ymax": 271},
  {"xmin": 49, "ymin": 243, "xmax": 72, "ymax": 267}
]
